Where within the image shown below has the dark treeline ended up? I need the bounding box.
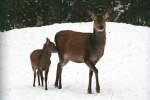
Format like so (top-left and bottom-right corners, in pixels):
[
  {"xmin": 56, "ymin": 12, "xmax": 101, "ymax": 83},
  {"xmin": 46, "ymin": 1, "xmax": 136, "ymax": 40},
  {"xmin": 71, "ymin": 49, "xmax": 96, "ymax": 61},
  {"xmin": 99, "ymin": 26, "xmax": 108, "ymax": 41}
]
[{"xmin": 0, "ymin": 0, "xmax": 150, "ymax": 31}]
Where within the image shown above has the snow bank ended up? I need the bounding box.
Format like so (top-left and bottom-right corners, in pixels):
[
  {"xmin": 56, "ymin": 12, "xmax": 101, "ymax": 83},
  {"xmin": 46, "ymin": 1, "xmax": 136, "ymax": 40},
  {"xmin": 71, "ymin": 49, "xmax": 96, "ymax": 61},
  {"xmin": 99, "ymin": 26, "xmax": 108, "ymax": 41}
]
[{"xmin": 0, "ymin": 22, "xmax": 150, "ymax": 100}]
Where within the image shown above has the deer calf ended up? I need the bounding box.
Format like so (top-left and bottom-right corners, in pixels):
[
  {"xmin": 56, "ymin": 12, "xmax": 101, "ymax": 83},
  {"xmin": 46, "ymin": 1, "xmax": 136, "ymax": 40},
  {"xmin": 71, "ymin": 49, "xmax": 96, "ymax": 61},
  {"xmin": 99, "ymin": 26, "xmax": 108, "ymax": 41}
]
[{"xmin": 30, "ymin": 38, "xmax": 55, "ymax": 90}]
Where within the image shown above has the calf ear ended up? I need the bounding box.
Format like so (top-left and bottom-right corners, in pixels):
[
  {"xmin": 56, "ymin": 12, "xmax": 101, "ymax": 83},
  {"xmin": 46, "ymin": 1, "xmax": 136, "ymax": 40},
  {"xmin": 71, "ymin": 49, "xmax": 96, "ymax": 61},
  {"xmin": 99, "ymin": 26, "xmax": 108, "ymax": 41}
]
[
  {"xmin": 46, "ymin": 38, "xmax": 50, "ymax": 45},
  {"xmin": 46, "ymin": 37, "xmax": 50, "ymax": 42}
]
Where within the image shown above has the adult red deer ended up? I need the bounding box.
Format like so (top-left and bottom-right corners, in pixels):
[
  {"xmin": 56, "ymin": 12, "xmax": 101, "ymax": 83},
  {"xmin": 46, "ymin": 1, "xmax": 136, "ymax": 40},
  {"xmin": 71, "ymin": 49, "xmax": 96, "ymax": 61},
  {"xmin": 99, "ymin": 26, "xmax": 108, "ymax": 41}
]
[
  {"xmin": 30, "ymin": 38, "xmax": 55, "ymax": 90},
  {"xmin": 54, "ymin": 13, "xmax": 108, "ymax": 94}
]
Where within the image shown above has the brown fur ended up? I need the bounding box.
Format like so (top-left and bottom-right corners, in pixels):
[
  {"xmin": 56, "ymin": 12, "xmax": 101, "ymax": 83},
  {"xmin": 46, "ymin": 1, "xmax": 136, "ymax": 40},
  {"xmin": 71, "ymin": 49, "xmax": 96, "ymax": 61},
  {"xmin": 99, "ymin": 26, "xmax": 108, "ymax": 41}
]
[
  {"xmin": 30, "ymin": 38, "xmax": 55, "ymax": 90},
  {"xmin": 54, "ymin": 14, "xmax": 107, "ymax": 93}
]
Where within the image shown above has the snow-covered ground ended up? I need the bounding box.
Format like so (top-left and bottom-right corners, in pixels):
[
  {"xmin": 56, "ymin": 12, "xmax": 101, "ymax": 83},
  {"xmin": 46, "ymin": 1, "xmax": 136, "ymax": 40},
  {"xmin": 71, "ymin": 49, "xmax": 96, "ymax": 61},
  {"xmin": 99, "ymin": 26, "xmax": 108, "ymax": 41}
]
[{"xmin": 0, "ymin": 22, "xmax": 150, "ymax": 100}]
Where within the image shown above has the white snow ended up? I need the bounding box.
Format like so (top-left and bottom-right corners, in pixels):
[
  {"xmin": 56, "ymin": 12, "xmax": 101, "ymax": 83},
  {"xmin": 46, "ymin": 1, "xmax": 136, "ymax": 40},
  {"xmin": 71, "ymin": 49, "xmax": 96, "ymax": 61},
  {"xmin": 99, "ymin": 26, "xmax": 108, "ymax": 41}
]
[{"xmin": 0, "ymin": 22, "xmax": 150, "ymax": 100}]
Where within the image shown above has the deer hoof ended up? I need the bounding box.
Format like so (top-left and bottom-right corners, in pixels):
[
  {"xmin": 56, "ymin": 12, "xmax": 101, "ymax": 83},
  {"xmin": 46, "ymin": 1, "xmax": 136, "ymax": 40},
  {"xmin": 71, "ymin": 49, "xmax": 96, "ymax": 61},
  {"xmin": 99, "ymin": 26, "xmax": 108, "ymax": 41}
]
[
  {"xmin": 55, "ymin": 84, "xmax": 58, "ymax": 88},
  {"xmin": 88, "ymin": 87, "xmax": 92, "ymax": 94},
  {"xmin": 88, "ymin": 91, "xmax": 92, "ymax": 94},
  {"xmin": 96, "ymin": 88, "xmax": 100, "ymax": 93},
  {"xmin": 58, "ymin": 86, "xmax": 62, "ymax": 89},
  {"xmin": 55, "ymin": 82, "xmax": 58, "ymax": 88}
]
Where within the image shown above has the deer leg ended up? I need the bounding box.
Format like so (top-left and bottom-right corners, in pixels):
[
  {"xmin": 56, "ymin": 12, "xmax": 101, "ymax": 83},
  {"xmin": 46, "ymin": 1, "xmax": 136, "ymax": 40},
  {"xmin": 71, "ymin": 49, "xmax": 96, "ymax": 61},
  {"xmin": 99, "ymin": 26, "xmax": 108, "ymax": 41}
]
[
  {"xmin": 55, "ymin": 62, "xmax": 61, "ymax": 88},
  {"xmin": 45, "ymin": 69, "xmax": 49, "ymax": 90},
  {"xmin": 55, "ymin": 60, "xmax": 68, "ymax": 89},
  {"xmin": 95, "ymin": 70, "xmax": 100, "ymax": 93},
  {"xmin": 37, "ymin": 70, "xmax": 40, "ymax": 86},
  {"xmin": 58, "ymin": 60, "xmax": 68, "ymax": 89},
  {"xmin": 58, "ymin": 65, "xmax": 62, "ymax": 89},
  {"xmin": 88, "ymin": 70, "xmax": 93, "ymax": 94},
  {"xmin": 85, "ymin": 61, "xmax": 100, "ymax": 93},
  {"xmin": 33, "ymin": 70, "xmax": 36, "ymax": 87},
  {"xmin": 55, "ymin": 62, "xmax": 63, "ymax": 89}
]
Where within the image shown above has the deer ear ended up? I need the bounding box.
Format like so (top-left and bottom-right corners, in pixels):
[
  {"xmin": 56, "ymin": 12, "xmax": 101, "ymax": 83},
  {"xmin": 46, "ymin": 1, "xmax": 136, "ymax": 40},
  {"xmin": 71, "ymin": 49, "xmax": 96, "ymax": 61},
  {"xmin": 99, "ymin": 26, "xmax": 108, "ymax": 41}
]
[
  {"xmin": 103, "ymin": 15, "xmax": 108, "ymax": 21},
  {"xmin": 91, "ymin": 14, "xmax": 96, "ymax": 21},
  {"xmin": 104, "ymin": 8, "xmax": 113, "ymax": 21},
  {"xmin": 88, "ymin": 10, "xmax": 95, "ymax": 21}
]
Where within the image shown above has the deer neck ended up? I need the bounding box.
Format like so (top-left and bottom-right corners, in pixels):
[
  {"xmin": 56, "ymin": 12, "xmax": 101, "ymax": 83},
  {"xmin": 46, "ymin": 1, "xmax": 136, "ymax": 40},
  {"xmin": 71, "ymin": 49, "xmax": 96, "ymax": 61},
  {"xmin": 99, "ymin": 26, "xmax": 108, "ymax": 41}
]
[
  {"xmin": 93, "ymin": 26, "xmax": 106, "ymax": 34},
  {"xmin": 93, "ymin": 28, "xmax": 106, "ymax": 40},
  {"xmin": 91, "ymin": 28, "xmax": 106, "ymax": 49}
]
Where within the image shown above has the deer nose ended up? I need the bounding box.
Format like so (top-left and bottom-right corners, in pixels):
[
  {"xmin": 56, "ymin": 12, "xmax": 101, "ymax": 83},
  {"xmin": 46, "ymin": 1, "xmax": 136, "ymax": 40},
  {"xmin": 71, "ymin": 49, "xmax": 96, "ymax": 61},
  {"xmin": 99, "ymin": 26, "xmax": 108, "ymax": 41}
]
[{"xmin": 99, "ymin": 26, "xmax": 104, "ymax": 29}]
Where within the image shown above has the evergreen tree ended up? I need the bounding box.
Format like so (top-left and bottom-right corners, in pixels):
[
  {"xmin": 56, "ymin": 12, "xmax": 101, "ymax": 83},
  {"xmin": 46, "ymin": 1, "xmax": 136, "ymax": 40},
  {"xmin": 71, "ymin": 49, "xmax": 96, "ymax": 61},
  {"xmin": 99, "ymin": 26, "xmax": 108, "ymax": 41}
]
[{"xmin": 0, "ymin": 0, "xmax": 149, "ymax": 31}]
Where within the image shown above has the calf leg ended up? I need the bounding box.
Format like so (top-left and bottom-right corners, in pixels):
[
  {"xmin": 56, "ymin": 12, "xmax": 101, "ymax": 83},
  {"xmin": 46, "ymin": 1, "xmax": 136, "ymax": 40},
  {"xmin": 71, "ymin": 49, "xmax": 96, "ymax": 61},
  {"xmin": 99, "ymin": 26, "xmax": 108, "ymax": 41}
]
[
  {"xmin": 55, "ymin": 63, "xmax": 60, "ymax": 88},
  {"xmin": 40, "ymin": 71, "xmax": 44, "ymax": 87},
  {"xmin": 45, "ymin": 69, "xmax": 49, "ymax": 90},
  {"xmin": 33, "ymin": 70, "xmax": 36, "ymax": 87},
  {"xmin": 37, "ymin": 70, "xmax": 40, "ymax": 86}
]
